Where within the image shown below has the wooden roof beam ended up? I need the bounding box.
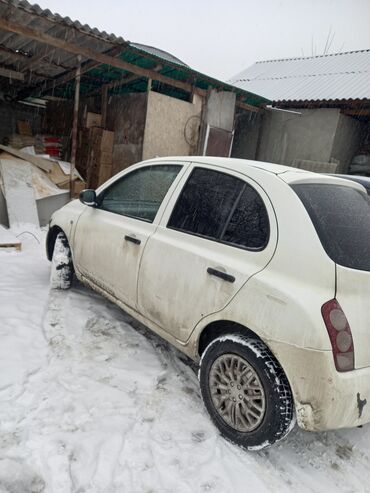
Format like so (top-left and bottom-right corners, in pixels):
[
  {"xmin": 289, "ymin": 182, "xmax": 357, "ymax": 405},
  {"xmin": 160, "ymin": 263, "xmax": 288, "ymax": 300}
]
[
  {"xmin": 16, "ymin": 47, "xmax": 122, "ymax": 99},
  {"xmin": 236, "ymin": 100, "xmax": 261, "ymax": 113},
  {"xmin": 0, "ymin": 17, "xmax": 199, "ymax": 96},
  {"xmin": 0, "ymin": 44, "xmax": 31, "ymax": 63},
  {"xmin": 0, "ymin": 65, "xmax": 24, "ymax": 81},
  {"xmin": 342, "ymin": 108, "xmax": 370, "ymax": 117},
  {"xmin": 20, "ymin": 47, "xmax": 55, "ymax": 72}
]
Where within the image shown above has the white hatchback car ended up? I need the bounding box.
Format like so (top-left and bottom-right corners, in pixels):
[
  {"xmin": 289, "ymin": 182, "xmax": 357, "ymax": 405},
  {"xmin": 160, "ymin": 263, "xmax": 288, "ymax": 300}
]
[{"xmin": 47, "ymin": 156, "xmax": 370, "ymax": 450}]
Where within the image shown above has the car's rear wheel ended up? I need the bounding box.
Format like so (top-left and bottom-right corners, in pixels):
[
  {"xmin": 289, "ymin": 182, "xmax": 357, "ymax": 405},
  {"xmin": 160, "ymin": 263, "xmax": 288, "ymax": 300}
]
[
  {"xmin": 199, "ymin": 334, "xmax": 295, "ymax": 450},
  {"xmin": 50, "ymin": 232, "xmax": 73, "ymax": 290}
]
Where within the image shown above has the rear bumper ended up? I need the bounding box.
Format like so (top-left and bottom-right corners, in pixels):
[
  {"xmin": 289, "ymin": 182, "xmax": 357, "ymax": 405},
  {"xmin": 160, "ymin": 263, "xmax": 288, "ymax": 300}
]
[{"xmin": 269, "ymin": 340, "xmax": 370, "ymax": 431}]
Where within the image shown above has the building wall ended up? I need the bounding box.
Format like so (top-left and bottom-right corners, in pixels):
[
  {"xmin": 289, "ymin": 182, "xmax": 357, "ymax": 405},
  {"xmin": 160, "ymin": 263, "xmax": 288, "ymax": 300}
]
[
  {"xmin": 142, "ymin": 91, "xmax": 202, "ymax": 160},
  {"xmin": 106, "ymin": 93, "xmax": 148, "ymax": 175},
  {"xmin": 331, "ymin": 113, "xmax": 364, "ymax": 172},
  {"xmin": 256, "ymin": 108, "xmax": 340, "ymax": 166}
]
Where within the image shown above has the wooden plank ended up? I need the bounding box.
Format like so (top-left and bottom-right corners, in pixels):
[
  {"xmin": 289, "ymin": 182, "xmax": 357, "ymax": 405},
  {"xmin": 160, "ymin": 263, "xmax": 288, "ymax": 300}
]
[
  {"xmin": 0, "ymin": 17, "xmax": 194, "ymax": 95},
  {"xmin": 101, "ymin": 85, "xmax": 108, "ymax": 128},
  {"xmin": 0, "ymin": 225, "xmax": 21, "ymax": 250},
  {"xmin": 0, "ymin": 159, "xmax": 39, "ymax": 227},
  {"xmin": 48, "ymin": 163, "xmax": 71, "ymax": 186},
  {"xmin": 84, "ymin": 74, "xmax": 141, "ymax": 98},
  {"xmin": 70, "ymin": 56, "xmax": 81, "ymax": 198},
  {"xmin": 0, "ymin": 65, "xmax": 24, "ymax": 81},
  {"xmin": 0, "ymin": 145, "xmax": 53, "ymax": 172},
  {"xmin": 0, "ymin": 242, "xmax": 21, "ymax": 250},
  {"xmin": 236, "ymin": 100, "xmax": 261, "ymax": 113},
  {"xmin": 20, "ymin": 47, "xmax": 55, "ymax": 72},
  {"xmin": 342, "ymin": 108, "xmax": 370, "ymax": 117},
  {"xmin": 21, "ymin": 46, "xmax": 124, "ymax": 98}
]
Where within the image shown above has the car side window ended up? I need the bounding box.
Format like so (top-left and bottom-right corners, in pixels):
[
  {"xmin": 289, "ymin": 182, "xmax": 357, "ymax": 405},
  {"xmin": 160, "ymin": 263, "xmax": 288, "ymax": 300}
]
[
  {"xmin": 168, "ymin": 167, "xmax": 269, "ymax": 250},
  {"xmin": 167, "ymin": 167, "xmax": 244, "ymax": 239},
  {"xmin": 220, "ymin": 183, "xmax": 269, "ymax": 249},
  {"xmin": 98, "ymin": 165, "xmax": 181, "ymax": 222}
]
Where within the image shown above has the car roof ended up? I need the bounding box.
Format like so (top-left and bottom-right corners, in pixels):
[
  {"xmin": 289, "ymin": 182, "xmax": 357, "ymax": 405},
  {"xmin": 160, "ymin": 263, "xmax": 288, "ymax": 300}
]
[
  {"xmin": 147, "ymin": 156, "xmax": 364, "ymax": 190},
  {"xmin": 148, "ymin": 155, "xmax": 310, "ymax": 176},
  {"xmin": 334, "ymin": 175, "xmax": 370, "ymax": 190}
]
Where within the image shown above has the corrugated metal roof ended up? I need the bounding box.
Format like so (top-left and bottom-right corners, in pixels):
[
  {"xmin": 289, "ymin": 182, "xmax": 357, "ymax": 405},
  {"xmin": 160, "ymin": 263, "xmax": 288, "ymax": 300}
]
[
  {"xmin": 129, "ymin": 43, "xmax": 189, "ymax": 68},
  {"xmin": 229, "ymin": 50, "xmax": 370, "ymax": 103},
  {"xmin": 0, "ymin": 0, "xmax": 269, "ymax": 107},
  {"xmin": 0, "ymin": 0, "xmax": 124, "ymax": 42}
]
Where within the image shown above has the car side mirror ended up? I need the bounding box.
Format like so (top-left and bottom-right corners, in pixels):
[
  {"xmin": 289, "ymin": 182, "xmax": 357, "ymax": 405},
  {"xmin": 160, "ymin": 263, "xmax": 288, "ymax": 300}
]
[{"xmin": 79, "ymin": 189, "xmax": 97, "ymax": 207}]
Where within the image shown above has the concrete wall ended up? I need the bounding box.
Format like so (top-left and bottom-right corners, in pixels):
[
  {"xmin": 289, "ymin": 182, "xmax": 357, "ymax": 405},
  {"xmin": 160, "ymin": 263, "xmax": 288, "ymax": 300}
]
[
  {"xmin": 142, "ymin": 91, "xmax": 202, "ymax": 160},
  {"xmin": 106, "ymin": 93, "xmax": 147, "ymax": 175},
  {"xmin": 231, "ymin": 110, "xmax": 263, "ymax": 160},
  {"xmin": 331, "ymin": 113, "xmax": 364, "ymax": 172},
  {"xmin": 256, "ymin": 108, "xmax": 340, "ymax": 166},
  {"xmin": 0, "ymin": 102, "xmax": 43, "ymax": 144}
]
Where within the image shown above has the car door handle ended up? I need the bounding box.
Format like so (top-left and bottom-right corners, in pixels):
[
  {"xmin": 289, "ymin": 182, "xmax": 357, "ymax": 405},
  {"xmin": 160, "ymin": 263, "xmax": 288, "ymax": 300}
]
[
  {"xmin": 124, "ymin": 235, "xmax": 141, "ymax": 245},
  {"xmin": 207, "ymin": 267, "xmax": 235, "ymax": 283}
]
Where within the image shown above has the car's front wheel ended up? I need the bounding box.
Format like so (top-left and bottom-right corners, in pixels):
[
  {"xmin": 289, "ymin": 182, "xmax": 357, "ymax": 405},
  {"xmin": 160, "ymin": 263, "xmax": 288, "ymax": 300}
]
[
  {"xmin": 199, "ymin": 334, "xmax": 295, "ymax": 450},
  {"xmin": 50, "ymin": 232, "xmax": 73, "ymax": 290}
]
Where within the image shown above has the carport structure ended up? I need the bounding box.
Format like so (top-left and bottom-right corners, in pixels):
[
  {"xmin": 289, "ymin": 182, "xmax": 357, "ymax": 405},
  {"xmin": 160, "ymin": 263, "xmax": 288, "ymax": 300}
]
[{"xmin": 0, "ymin": 0, "xmax": 268, "ymax": 192}]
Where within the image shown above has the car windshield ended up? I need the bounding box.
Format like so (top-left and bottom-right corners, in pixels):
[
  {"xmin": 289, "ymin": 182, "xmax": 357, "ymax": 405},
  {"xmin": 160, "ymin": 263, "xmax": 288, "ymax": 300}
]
[{"xmin": 292, "ymin": 183, "xmax": 370, "ymax": 272}]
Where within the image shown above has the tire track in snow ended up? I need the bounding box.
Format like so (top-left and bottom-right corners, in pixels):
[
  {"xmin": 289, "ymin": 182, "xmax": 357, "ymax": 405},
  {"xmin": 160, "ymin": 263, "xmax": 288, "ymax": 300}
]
[{"xmin": 2, "ymin": 244, "xmax": 370, "ymax": 492}]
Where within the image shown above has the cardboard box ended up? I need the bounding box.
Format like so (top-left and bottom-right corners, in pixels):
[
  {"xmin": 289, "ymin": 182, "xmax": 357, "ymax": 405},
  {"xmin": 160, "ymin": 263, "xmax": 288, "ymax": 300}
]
[
  {"xmin": 100, "ymin": 130, "xmax": 114, "ymax": 152},
  {"xmin": 73, "ymin": 180, "xmax": 86, "ymax": 196},
  {"xmin": 85, "ymin": 112, "xmax": 102, "ymax": 128},
  {"xmin": 99, "ymin": 151, "xmax": 113, "ymax": 166},
  {"xmin": 17, "ymin": 120, "xmax": 32, "ymax": 136}
]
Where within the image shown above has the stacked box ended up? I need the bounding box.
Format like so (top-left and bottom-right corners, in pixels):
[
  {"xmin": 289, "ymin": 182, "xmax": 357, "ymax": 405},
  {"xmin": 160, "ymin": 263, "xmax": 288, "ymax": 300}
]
[{"xmin": 77, "ymin": 128, "xmax": 114, "ymax": 189}]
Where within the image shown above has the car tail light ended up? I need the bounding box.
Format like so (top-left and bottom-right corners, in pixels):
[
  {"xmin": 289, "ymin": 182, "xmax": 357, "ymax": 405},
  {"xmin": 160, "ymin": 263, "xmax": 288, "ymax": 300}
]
[{"xmin": 321, "ymin": 299, "xmax": 354, "ymax": 372}]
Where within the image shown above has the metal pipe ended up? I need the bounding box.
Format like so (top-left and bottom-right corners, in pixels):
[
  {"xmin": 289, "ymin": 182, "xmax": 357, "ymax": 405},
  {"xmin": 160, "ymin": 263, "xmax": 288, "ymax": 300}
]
[{"xmin": 265, "ymin": 105, "xmax": 302, "ymax": 115}]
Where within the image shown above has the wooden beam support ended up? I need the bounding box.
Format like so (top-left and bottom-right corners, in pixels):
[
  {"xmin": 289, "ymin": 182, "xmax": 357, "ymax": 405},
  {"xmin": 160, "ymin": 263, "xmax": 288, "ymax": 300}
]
[
  {"xmin": 236, "ymin": 100, "xmax": 261, "ymax": 113},
  {"xmin": 0, "ymin": 144, "xmax": 53, "ymax": 172},
  {"xmin": 20, "ymin": 47, "xmax": 55, "ymax": 72},
  {"xmin": 101, "ymin": 84, "xmax": 108, "ymax": 128},
  {"xmin": 15, "ymin": 46, "xmax": 120, "ymax": 100},
  {"xmin": 70, "ymin": 55, "xmax": 81, "ymax": 198},
  {"xmin": 342, "ymin": 108, "xmax": 370, "ymax": 117},
  {"xmin": 36, "ymin": 59, "xmax": 106, "ymax": 96},
  {"xmin": 0, "ymin": 17, "xmax": 195, "ymax": 95},
  {"xmin": 0, "ymin": 65, "xmax": 24, "ymax": 81},
  {"xmin": 84, "ymin": 73, "xmax": 142, "ymax": 98},
  {"xmin": 0, "ymin": 44, "xmax": 31, "ymax": 63}
]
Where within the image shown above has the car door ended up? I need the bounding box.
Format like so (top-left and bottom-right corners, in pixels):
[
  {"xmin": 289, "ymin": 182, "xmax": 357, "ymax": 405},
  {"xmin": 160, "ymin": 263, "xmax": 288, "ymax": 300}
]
[
  {"xmin": 137, "ymin": 163, "xmax": 278, "ymax": 342},
  {"xmin": 73, "ymin": 162, "xmax": 184, "ymax": 308}
]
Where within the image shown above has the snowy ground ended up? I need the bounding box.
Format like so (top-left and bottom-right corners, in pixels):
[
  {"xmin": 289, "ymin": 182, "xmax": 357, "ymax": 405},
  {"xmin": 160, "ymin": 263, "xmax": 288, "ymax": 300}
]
[{"xmin": 1, "ymin": 229, "xmax": 370, "ymax": 493}]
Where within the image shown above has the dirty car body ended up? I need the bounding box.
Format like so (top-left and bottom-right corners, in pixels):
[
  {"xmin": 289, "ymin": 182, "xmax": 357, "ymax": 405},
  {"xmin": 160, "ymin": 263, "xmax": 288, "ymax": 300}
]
[{"xmin": 47, "ymin": 156, "xmax": 370, "ymax": 447}]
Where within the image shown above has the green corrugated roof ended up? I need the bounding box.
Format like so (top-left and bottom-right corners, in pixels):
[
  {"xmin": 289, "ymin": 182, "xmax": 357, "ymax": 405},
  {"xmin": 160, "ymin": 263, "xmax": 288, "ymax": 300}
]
[{"xmin": 48, "ymin": 42, "xmax": 270, "ymax": 107}]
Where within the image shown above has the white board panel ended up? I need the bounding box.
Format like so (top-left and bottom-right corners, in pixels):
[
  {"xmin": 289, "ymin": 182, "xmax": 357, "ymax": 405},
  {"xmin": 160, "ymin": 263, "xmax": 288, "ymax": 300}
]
[{"xmin": 0, "ymin": 159, "xmax": 39, "ymax": 227}]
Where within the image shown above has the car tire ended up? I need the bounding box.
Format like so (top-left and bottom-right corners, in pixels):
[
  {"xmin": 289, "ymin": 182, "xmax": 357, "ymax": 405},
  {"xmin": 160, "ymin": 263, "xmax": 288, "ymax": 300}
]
[
  {"xmin": 199, "ymin": 334, "xmax": 295, "ymax": 450},
  {"xmin": 50, "ymin": 232, "xmax": 73, "ymax": 290}
]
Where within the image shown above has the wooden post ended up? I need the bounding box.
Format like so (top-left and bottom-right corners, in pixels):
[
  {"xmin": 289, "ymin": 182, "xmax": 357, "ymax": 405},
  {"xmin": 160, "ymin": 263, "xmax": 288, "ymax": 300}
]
[
  {"xmin": 70, "ymin": 55, "xmax": 81, "ymax": 198},
  {"xmin": 101, "ymin": 84, "xmax": 108, "ymax": 128}
]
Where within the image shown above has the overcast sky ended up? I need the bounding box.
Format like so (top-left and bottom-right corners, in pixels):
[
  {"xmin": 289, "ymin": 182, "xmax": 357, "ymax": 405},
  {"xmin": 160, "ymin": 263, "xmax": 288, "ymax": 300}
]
[{"xmin": 38, "ymin": 0, "xmax": 370, "ymax": 80}]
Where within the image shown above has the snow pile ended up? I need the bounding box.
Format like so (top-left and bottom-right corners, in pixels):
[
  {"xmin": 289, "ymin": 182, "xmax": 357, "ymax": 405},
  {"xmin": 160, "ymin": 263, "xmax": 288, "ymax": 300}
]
[{"xmin": 0, "ymin": 234, "xmax": 370, "ymax": 492}]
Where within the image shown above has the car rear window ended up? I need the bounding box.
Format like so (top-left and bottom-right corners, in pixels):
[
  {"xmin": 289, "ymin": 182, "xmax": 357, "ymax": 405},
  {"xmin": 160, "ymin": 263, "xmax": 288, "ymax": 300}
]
[{"xmin": 292, "ymin": 183, "xmax": 370, "ymax": 271}]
